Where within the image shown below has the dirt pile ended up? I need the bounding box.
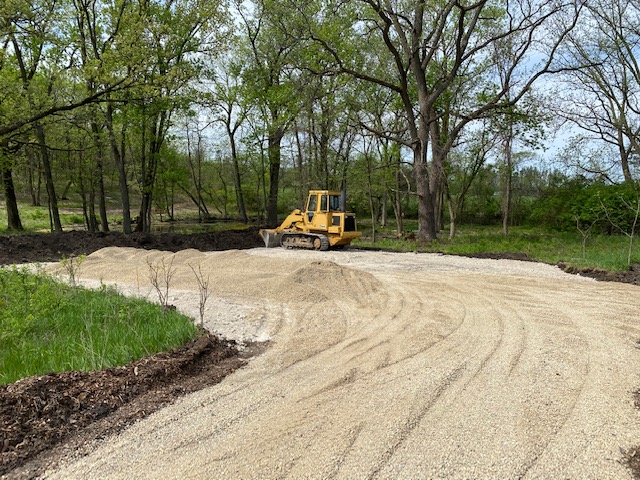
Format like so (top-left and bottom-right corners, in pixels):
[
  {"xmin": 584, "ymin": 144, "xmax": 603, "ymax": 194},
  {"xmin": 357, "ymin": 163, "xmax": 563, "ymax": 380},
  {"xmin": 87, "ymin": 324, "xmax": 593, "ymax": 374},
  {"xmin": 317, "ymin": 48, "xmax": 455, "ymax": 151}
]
[
  {"xmin": 1, "ymin": 229, "xmax": 638, "ymax": 287},
  {"xmin": 44, "ymin": 247, "xmax": 640, "ymax": 479},
  {"xmin": 557, "ymin": 261, "xmax": 640, "ymax": 285},
  {"xmin": 0, "ymin": 228, "xmax": 262, "ymax": 266}
]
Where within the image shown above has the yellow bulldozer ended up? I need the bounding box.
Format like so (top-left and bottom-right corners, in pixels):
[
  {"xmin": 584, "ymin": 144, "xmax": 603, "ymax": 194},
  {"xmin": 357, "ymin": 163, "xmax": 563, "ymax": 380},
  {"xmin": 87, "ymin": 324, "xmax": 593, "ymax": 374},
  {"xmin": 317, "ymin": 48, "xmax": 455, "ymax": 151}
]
[{"xmin": 259, "ymin": 190, "xmax": 361, "ymax": 250}]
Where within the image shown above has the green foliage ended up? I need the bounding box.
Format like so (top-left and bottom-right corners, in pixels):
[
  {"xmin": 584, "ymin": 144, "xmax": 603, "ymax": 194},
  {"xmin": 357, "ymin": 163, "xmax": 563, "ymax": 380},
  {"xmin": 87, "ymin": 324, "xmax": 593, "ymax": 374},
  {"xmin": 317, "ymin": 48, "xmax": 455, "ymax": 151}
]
[
  {"xmin": 0, "ymin": 0, "xmax": 634, "ymax": 241},
  {"xmin": 0, "ymin": 268, "xmax": 197, "ymax": 385},
  {"xmin": 457, "ymin": 165, "xmax": 502, "ymax": 225},
  {"xmin": 531, "ymin": 179, "xmax": 640, "ymax": 233}
]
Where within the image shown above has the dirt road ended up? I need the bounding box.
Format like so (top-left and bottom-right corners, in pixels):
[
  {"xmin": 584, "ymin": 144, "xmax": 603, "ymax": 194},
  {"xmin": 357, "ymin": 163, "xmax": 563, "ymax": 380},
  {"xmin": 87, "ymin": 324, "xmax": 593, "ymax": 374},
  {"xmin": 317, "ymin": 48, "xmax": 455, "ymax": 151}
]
[{"xmin": 44, "ymin": 247, "xmax": 640, "ymax": 479}]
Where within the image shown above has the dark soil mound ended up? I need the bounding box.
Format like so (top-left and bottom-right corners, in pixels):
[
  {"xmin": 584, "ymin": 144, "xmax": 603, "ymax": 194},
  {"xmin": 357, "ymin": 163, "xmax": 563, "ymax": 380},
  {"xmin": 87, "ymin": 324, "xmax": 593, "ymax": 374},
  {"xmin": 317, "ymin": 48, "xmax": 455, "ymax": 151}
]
[
  {"xmin": 0, "ymin": 227, "xmax": 263, "ymax": 265},
  {"xmin": 557, "ymin": 261, "xmax": 640, "ymax": 286},
  {"xmin": 1, "ymin": 333, "xmax": 259, "ymax": 479},
  {"xmin": 461, "ymin": 251, "xmax": 535, "ymax": 262}
]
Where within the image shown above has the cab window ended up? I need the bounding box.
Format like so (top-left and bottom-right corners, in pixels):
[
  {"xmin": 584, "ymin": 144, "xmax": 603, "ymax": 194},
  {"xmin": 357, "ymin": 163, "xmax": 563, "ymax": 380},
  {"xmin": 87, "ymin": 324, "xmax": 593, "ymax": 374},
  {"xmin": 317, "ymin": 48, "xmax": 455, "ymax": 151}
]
[
  {"xmin": 320, "ymin": 195, "xmax": 328, "ymax": 211},
  {"xmin": 329, "ymin": 195, "xmax": 340, "ymax": 211},
  {"xmin": 307, "ymin": 195, "xmax": 317, "ymax": 212}
]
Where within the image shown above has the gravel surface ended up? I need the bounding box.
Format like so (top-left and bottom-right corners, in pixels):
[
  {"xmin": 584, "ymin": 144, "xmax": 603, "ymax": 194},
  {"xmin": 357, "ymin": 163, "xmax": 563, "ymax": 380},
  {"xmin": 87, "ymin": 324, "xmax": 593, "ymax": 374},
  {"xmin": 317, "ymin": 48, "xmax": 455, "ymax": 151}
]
[{"xmin": 42, "ymin": 247, "xmax": 640, "ymax": 479}]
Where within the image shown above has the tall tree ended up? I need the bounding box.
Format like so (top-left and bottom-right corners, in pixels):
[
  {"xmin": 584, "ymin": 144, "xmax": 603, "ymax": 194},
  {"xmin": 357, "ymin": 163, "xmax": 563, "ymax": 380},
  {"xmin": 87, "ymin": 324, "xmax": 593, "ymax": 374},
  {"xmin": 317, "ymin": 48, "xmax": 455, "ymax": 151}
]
[
  {"xmin": 132, "ymin": 0, "xmax": 227, "ymax": 233},
  {"xmin": 236, "ymin": 0, "xmax": 303, "ymax": 226},
  {"xmin": 71, "ymin": 0, "xmax": 138, "ymax": 232},
  {"xmin": 556, "ymin": 0, "xmax": 640, "ymax": 183},
  {"xmin": 7, "ymin": 0, "xmax": 67, "ymax": 231},
  {"xmin": 0, "ymin": 0, "xmax": 132, "ymax": 231},
  {"xmin": 306, "ymin": 0, "xmax": 582, "ymax": 241},
  {"xmin": 207, "ymin": 56, "xmax": 250, "ymax": 222}
]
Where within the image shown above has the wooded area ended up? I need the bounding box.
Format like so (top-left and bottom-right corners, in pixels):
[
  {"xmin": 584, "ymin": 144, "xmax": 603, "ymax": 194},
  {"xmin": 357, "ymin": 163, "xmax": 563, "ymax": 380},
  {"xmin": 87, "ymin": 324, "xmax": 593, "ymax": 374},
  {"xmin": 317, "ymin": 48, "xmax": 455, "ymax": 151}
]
[{"xmin": 1, "ymin": 0, "xmax": 639, "ymax": 240}]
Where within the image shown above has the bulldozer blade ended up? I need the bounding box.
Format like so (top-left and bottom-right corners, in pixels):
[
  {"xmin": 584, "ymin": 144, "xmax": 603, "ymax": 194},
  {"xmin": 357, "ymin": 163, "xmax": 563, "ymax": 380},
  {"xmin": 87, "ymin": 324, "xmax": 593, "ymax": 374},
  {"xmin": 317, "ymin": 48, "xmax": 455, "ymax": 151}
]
[{"xmin": 260, "ymin": 229, "xmax": 282, "ymax": 248}]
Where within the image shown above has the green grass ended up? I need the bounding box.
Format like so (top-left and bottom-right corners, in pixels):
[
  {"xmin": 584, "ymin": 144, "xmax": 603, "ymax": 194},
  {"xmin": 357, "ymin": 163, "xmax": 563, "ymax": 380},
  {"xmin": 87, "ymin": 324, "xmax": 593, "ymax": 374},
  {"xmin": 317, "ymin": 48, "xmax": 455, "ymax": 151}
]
[
  {"xmin": 0, "ymin": 266, "xmax": 198, "ymax": 385},
  {"xmin": 354, "ymin": 224, "xmax": 640, "ymax": 271},
  {"xmin": 0, "ymin": 201, "xmax": 254, "ymax": 234},
  {"xmin": 0, "ymin": 204, "xmax": 86, "ymax": 233}
]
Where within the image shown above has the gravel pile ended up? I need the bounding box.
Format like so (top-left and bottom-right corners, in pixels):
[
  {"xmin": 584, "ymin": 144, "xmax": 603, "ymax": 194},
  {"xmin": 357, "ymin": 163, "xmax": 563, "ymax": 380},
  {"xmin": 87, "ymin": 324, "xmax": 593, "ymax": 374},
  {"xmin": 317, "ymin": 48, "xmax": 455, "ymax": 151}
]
[{"xmin": 42, "ymin": 247, "xmax": 640, "ymax": 479}]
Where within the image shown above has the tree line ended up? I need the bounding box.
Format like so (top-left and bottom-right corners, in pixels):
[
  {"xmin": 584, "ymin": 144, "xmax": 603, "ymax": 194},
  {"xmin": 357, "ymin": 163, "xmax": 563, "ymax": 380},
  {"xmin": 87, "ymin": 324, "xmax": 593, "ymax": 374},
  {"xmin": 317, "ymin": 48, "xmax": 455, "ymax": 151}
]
[{"xmin": 1, "ymin": 0, "xmax": 638, "ymax": 239}]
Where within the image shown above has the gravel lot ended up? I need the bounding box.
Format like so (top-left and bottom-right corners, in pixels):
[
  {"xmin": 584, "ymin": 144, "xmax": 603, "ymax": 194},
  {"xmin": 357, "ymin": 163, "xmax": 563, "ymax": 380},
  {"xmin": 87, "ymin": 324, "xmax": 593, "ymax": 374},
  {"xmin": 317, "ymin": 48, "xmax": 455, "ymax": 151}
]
[{"xmin": 43, "ymin": 247, "xmax": 640, "ymax": 479}]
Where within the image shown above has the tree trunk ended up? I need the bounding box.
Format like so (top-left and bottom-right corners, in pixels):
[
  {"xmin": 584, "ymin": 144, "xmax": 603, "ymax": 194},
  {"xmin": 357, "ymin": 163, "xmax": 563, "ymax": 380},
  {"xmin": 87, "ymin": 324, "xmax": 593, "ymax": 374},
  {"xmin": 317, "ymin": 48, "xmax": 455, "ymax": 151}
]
[
  {"xmin": 294, "ymin": 126, "xmax": 306, "ymax": 208},
  {"xmin": 393, "ymin": 153, "xmax": 404, "ymax": 236},
  {"xmin": 413, "ymin": 140, "xmax": 438, "ymax": 242},
  {"xmin": 429, "ymin": 118, "xmax": 447, "ymax": 233},
  {"xmin": 502, "ymin": 130, "xmax": 513, "ymax": 236},
  {"xmin": 135, "ymin": 112, "xmax": 149, "ymax": 233},
  {"xmin": 2, "ymin": 162, "xmax": 23, "ymax": 231},
  {"xmin": 258, "ymin": 144, "xmax": 268, "ymax": 222},
  {"xmin": 169, "ymin": 184, "xmax": 175, "ymax": 220},
  {"xmin": 619, "ymin": 136, "xmax": 633, "ymax": 183},
  {"xmin": 319, "ymin": 118, "xmax": 330, "ymax": 189},
  {"xmin": 137, "ymin": 110, "xmax": 166, "ymax": 233},
  {"xmin": 366, "ymin": 155, "xmax": 377, "ymax": 243},
  {"xmin": 381, "ymin": 190, "xmax": 388, "ymax": 228},
  {"xmin": 186, "ymin": 131, "xmax": 208, "ymax": 221},
  {"xmin": 229, "ymin": 131, "xmax": 248, "ymax": 223},
  {"xmin": 217, "ymin": 167, "xmax": 229, "ymax": 218},
  {"xmin": 137, "ymin": 194, "xmax": 153, "ymax": 233},
  {"xmin": 435, "ymin": 182, "xmax": 445, "ymax": 232},
  {"xmin": 445, "ymin": 182, "xmax": 457, "ymax": 239},
  {"xmin": 447, "ymin": 198, "xmax": 457, "ymax": 238},
  {"xmin": 88, "ymin": 185, "xmax": 98, "ymax": 232},
  {"xmin": 266, "ymin": 127, "xmax": 284, "ymax": 226},
  {"xmin": 27, "ymin": 149, "xmax": 41, "ymax": 206},
  {"xmin": 106, "ymin": 103, "xmax": 132, "ymax": 234},
  {"xmin": 96, "ymin": 161, "xmax": 109, "ymax": 232},
  {"xmin": 90, "ymin": 119, "xmax": 110, "ymax": 232},
  {"xmin": 60, "ymin": 180, "xmax": 73, "ymax": 200},
  {"xmin": 77, "ymin": 168, "xmax": 91, "ymax": 231},
  {"xmin": 35, "ymin": 123, "xmax": 62, "ymax": 232}
]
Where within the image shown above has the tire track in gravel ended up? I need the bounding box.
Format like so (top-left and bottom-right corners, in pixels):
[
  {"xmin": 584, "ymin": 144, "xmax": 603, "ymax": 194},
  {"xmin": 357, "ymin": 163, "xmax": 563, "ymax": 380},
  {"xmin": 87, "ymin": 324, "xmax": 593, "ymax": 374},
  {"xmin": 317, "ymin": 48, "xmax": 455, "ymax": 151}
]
[
  {"xmin": 367, "ymin": 276, "xmax": 530, "ymax": 478},
  {"xmin": 43, "ymin": 249, "xmax": 640, "ymax": 480},
  {"xmin": 468, "ymin": 277, "xmax": 590, "ymax": 479},
  {"xmin": 514, "ymin": 281, "xmax": 635, "ymax": 479}
]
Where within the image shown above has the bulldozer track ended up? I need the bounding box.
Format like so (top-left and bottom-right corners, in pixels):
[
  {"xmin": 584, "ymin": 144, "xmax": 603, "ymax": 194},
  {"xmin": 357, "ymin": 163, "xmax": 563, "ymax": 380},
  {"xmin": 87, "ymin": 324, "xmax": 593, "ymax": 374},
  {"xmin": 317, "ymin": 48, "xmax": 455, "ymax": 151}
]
[{"xmin": 281, "ymin": 232, "xmax": 330, "ymax": 251}]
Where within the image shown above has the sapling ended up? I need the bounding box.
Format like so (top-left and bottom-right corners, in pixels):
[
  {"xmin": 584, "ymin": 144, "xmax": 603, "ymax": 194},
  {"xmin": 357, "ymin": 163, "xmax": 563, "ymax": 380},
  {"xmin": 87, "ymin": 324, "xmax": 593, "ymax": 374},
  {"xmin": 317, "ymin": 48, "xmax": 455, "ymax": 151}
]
[
  {"xmin": 575, "ymin": 217, "xmax": 599, "ymax": 260},
  {"xmin": 189, "ymin": 263, "xmax": 211, "ymax": 326},
  {"xmin": 60, "ymin": 254, "xmax": 85, "ymax": 286},
  {"xmin": 147, "ymin": 257, "xmax": 176, "ymax": 309}
]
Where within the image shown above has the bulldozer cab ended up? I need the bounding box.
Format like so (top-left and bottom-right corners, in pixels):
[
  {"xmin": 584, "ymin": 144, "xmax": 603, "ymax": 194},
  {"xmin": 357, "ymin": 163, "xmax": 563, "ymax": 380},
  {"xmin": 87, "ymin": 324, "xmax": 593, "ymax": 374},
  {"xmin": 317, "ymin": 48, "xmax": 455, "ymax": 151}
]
[{"xmin": 305, "ymin": 191, "xmax": 342, "ymax": 229}]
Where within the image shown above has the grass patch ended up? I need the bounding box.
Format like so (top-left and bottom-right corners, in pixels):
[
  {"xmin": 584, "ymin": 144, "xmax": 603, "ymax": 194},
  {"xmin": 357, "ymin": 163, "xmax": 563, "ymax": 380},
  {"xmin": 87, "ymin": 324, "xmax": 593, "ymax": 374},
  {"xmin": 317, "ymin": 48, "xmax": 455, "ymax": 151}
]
[
  {"xmin": 0, "ymin": 266, "xmax": 197, "ymax": 385},
  {"xmin": 354, "ymin": 224, "xmax": 640, "ymax": 271},
  {"xmin": 0, "ymin": 201, "xmax": 253, "ymax": 234},
  {"xmin": 0, "ymin": 204, "xmax": 86, "ymax": 234}
]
